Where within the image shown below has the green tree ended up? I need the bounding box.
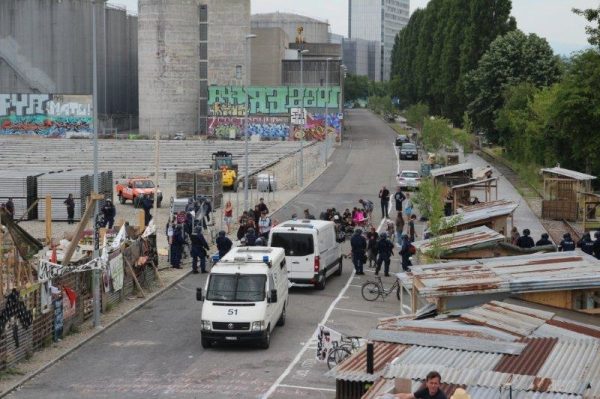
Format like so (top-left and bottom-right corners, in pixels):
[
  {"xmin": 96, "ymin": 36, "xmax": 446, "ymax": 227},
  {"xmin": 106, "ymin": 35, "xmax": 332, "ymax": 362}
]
[
  {"xmin": 404, "ymin": 102, "xmax": 429, "ymax": 131},
  {"xmin": 465, "ymin": 29, "xmax": 562, "ymax": 141},
  {"xmin": 344, "ymin": 74, "xmax": 370, "ymax": 102},
  {"xmin": 573, "ymin": 6, "xmax": 600, "ymax": 49},
  {"xmin": 421, "ymin": 117, "xmax": 453, "ymax": 153}
]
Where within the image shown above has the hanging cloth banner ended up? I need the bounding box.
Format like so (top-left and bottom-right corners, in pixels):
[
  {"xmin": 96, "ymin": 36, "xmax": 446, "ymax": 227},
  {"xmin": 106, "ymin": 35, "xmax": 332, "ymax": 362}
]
[{"xmin": 38, "ymin": 258, "xmax": 105, "ymax": 282}]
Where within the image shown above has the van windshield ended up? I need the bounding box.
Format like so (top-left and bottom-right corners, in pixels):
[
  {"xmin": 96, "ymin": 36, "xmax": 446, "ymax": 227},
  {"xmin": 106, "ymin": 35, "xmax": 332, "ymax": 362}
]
[
  {"xmin": 271, "ymin": 233, "xmax": 314, "ymax": 257},
  {"xmin": 206, "ymin": 274, "xmax": 266, "ymax": 302}
]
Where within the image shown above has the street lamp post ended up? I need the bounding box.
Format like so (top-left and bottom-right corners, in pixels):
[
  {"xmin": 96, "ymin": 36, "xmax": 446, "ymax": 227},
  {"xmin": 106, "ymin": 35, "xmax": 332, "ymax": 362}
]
[
  {"xmin": 91, "ymin": 0, "xmax": 101, "ymax": 329},
  {"xmin": 243, "ymin": 34, "xmax": 256, "ymax": 212},
  {"xmin": 325, "ymin": 57, "xmax": 332, "ymax": 166},
  {"xmin": 299, "ymin": 49, "xmax": 309, "ymax": 187}
]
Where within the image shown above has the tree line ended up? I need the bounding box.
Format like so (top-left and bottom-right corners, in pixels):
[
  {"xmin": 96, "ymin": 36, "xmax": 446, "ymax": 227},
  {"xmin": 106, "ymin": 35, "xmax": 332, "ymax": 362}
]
[{"xmin": 390, "ymin": 0, "xmax": 600, "ymax": 177}]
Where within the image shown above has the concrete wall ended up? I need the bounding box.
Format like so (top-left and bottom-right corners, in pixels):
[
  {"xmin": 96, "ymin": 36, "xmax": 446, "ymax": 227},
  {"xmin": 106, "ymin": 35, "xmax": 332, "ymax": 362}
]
[
  {"xmin": 282, "ymin": 60, "xmax": 342, "ymax": 87},
  {"xmin": 138, "ymin": 0, "xmax": 200, "ymax": 136},
  {"xmin": 0, "ymin": 0, "xmax": 137, "ymax": 120},
  {"xmin": 250, "ymin": 27, "xmax": 287, "ymax": 86},
  {"xmin": 207, "ymin": 0, "xmax": 250, "ymax": 86}
]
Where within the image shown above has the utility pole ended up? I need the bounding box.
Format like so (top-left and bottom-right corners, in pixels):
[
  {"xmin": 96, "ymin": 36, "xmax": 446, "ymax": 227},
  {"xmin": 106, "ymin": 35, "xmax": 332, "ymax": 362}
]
[
  {"xmin": 325, "ymin": 57, "xmax": 332, "ymax": 166},
  {"xmin": 243, "ymin": 34, "xmax": 256, "ymax": 211},
  {"xmin": 299, "ymin": 49, "xmax": 309, "ymax": 186},
  {"xmin": 91, "ymin": 0, "xmax": 101, "ymax": 329}
]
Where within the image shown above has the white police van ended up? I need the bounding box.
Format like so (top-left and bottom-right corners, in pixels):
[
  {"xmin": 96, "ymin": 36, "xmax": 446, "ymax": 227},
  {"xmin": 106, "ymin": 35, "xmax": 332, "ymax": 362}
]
[
  {"xmin": 268, "ymin": 220, "xmax": 342, "ymax": 290},
  {"xmin": 196, "ymin": 246, "xmax": 288, "ymax": 349}
]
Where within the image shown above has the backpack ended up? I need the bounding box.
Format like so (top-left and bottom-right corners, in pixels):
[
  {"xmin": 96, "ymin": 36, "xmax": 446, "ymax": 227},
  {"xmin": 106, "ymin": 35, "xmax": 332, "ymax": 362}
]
[{"xmin": 408, "ymin": 244, "xmax": 416, "ymax": 255}]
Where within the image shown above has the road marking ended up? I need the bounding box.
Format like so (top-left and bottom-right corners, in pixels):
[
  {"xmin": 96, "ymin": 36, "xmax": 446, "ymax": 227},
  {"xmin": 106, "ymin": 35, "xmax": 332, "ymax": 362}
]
[
  {"xmin": 334, "ymin": 307, "xmax": 394, "ymax": 317},
  {"xmin": 262, "ymin": 269, "xmax": 357, "ymax": 398},
  {"xmin": 278, "ymin": 384, "xmax": 337, "ymax": 393}
]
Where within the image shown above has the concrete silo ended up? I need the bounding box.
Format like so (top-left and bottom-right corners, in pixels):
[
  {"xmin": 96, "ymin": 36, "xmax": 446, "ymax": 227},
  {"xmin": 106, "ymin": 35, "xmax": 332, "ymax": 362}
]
[{"xmin": 138, "ymin": 0, "xmax": 200, "ymax": 136}]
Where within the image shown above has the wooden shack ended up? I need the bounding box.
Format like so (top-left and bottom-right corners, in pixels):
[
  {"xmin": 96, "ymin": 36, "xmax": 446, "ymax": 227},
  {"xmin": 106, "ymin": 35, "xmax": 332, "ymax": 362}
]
[
  {"xmin": 450, "ymin": 177, "xmax": 498, "ymax": 213},
  {"xmin": 439, "ymin": 199, "xmax": 518, "ymax": 235},
  {"xmin": 430, "ymin": 163, "xmax": 473, "ymax": 188},
  {"xmin": 541, "ymin": 166, "xmax": 596, "ymax": 221}
]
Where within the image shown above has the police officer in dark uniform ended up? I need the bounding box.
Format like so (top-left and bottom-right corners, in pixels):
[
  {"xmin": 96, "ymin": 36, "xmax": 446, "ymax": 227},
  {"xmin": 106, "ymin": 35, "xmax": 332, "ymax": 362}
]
[
  {"xmin": 142, "ymin": 194, "xmax": 153, "ymax": 226},
  {"xmin": 577, "ymin": 232, "xmax": 595, "ymax": 255},
  {"xmin": 375, "ymin": 232, "xmax": 394, "ymax": 276},
  {"xmin": 558, "ymin": 233, "xmax": 575, "ymax": 252},
  {"xmin": 516, "ymin": 229, "xmax": 535, "ymax": 249},
  {"xmin": 536, "ymin": 233, "xmax": 552, "ymax": 246},
  {"xmin": 170, "ymin": 224, "xmax": 185, "ymax": 268},
  {"xmin": 190, "ymin": 226, "xmax": 210, "ymax": 274},
  {"xmin": 350, "ymin": 228, "xmax": 367, "ymax": 275},
  {"xmin": 101, "ymin": 199, "xmax": 116, "ymax": 229},
  {"xmin": 216, "ymin": 230, "xmax": 233, "ymax": 258}
]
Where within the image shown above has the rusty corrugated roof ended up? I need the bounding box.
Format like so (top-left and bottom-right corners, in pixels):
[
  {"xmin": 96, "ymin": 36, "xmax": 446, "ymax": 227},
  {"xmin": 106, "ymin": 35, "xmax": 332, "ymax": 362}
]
[
  {"xmin": 494, "ymin": 337, "xmax": 559, "ymax": 376},
  {"xmin": 414, "ymin": 226, "xmax": 505, "ymax": 255}
]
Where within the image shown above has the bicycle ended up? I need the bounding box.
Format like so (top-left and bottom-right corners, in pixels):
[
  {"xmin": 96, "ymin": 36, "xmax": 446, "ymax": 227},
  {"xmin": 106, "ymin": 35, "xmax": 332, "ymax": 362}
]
[
  {"xmin": 361, "ymin": 275, "xmax": 401, "ymax": 301},
  {"xmin": 326, "ymin": 335, "xmax": 362, "ymax": 370}
]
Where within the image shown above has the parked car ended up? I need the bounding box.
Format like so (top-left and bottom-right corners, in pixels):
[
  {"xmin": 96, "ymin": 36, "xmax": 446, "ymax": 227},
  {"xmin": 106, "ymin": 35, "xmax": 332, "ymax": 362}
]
[
  {"xmin": 398, "ymin": 170, "xmax": 421, "ymax": 191},
  {"xmin": 395, "ymin": 135, "xmax": 410, "ymax": 146},
  {"xmin": 399, "ymin": 142, "xmax": 418, "ymax": 160}
]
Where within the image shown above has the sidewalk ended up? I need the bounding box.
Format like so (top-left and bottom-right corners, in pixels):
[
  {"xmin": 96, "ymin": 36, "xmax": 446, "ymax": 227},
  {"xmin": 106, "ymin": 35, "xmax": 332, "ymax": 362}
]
[{"xmin": 0, "ymin": 155, "xmax": 332, "ymax": 397}]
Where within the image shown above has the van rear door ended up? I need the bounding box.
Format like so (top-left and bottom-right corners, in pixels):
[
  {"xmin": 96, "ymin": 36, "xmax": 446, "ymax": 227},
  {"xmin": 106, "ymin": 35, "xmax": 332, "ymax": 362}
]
[{"xmin": 270, "ymin": 232, "xmax": 315, "ymax": 282}]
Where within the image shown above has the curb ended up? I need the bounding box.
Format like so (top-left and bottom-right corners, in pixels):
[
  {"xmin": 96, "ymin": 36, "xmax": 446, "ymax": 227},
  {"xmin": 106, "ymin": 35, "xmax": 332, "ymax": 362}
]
[
  {"xmin": 0, "ymin": 268, "xmax": 192, "ymax": 398},
  {"xmin": 1, "ymin": 148, "xmax": 335, "ymax": 397}
]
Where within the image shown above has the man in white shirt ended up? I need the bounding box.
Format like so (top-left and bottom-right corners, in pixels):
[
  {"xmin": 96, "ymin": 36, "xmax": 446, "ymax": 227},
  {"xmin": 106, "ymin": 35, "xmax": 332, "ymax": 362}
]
[{"xmin": 258, "ymin": 211, "xmax": 272, "ymax": 239}]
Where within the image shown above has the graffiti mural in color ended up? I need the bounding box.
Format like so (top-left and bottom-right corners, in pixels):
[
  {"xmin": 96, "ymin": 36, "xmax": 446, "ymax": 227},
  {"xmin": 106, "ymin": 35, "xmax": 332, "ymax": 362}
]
[
  {"xmin": 208, "ymin": 116, "xmax": 289, "ymax": 140},
  {"xmin": 291, "ymin": 112, "xmax": 342, "ymax": 142},
  {"xmin": 0, "ymin": 94, "xmax": 92, "ymax": 137}
]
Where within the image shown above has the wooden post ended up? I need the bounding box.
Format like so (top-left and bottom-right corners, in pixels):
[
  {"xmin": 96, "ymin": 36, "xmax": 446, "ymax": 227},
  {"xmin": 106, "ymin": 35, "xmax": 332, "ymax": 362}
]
[
  {"xmin": 137, "ymin": 209, "xmax": 145, "ymax": 232},
  {"xmin": 15, "ymin": 199, "xmax": 39, "ymax": 224},
  {"xmin": 126, "ymin": 261, "xmax": 145, "ymax": 298},
  {"xmin": 45, "ymin": 194, "xmax": 52, "ymax": 245},
  {"xmin": 62, "ymin": 193, "xmax": 103, "ymax": 266}
]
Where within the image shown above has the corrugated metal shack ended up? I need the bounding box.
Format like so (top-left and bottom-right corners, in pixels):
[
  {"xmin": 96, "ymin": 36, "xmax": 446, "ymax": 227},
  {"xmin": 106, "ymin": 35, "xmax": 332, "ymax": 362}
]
[
  {"xmin": 440, "ymin": 200, "xmax": 518, "ymax": 235},
  {"xmin": 399, "ymin": 251, "xmax": 600, "ymax": 313},
  {"xmin": 413, "ymin": 226, "xmax": 555, "ymax": 260},
  {"xmin": 329, "ymin": 301, "xmax": 600, "ymax": 399}
]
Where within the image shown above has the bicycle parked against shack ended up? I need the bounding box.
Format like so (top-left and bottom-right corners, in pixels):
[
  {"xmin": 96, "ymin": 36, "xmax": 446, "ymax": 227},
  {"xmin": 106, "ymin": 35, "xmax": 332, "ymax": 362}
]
[
  {"xmin": 327, "ymin": 335, "xmax": 363, "ymax": 370},
  {"xmin": 361, "ymin": 275, "xmax": 401, "ymax": 301}
]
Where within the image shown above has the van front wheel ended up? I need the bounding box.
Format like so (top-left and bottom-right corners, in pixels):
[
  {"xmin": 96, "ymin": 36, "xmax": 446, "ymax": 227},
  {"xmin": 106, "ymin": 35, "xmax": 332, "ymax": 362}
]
[
  {"xmin": 201, "ymin": 337, "xmax": 211, "ymax": 349},
  {"xmin": 260, "ymin": 327, "xmax": 271, "ymax": 349},
  {"xmin": 335, "ymin": 257, "xmax": 343, "ymax": 276}
]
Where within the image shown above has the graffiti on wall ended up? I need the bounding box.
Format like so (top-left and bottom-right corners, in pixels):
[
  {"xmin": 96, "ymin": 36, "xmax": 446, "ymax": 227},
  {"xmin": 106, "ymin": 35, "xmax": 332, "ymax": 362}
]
[
  {"xmin": 208, "ymin": 116, "xmax": 290, "ymax": 140},
  {"xmin": 291, "ymin": 112, "xmax": 343, "ymax": 142},
  {"xmin": 208, "ymin": 86, "xmax": 341, "ymax": 116},
  {"xmin": 0, "ymin": 94, "xmax": 93, "ymax": 137}
]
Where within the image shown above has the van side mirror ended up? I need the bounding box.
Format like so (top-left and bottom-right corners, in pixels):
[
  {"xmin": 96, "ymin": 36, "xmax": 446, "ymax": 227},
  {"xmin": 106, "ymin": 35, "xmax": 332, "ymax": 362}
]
[
  {"xmin": 196, "ymin": 288, "xmax": 204, "ymax": 301},
  {"xmin": 268, "ymin": 289, "xmax": 277, "ymax": 303}
]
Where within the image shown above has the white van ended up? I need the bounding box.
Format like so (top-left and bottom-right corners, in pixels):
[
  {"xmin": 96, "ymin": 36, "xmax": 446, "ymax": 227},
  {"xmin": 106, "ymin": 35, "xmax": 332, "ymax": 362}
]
[
  {"xmin": 196, "ymin": 246, "xmax": 288, "ymax": 349},
  {"xmin": 268, "ymin": 220, "xmax": 342, "ymax": 290}
]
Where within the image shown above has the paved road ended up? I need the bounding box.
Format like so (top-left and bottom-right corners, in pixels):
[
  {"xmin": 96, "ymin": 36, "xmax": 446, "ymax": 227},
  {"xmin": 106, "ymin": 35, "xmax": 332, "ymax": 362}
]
[{"xmin": 7, "ymin": 109, "xmax": 406, "ymax": 399}]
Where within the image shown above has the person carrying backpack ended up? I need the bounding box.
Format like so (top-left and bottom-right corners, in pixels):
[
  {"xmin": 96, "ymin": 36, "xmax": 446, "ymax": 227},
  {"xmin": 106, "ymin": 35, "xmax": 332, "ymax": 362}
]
[
  {"xmin": 375, "ymin": 232, "xmax": 395, "ymax": 276},
  {"xmin": 400, "ymin": 234, "xmax": 414, "ymax": 272}
]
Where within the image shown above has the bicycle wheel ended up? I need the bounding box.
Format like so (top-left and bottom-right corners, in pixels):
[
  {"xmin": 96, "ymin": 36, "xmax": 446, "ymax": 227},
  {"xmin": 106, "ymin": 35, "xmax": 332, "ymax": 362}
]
[
  {"xmin": 361, "ymin": 282, "xmax": 381, "ymax": 301},
  {"xmin": 327, "ymin": 347, "xmax": 352, "ymax": 370}
]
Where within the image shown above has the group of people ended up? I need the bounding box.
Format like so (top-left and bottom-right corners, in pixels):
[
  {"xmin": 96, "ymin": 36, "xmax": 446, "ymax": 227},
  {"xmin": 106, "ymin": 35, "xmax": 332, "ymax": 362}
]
[
  {"xmin": 350, "ymin": 226, "xmax": 416, "ymax": 275},
  {"xmin": 236, "ymin": 198, "xmax": 274, "ymax": 246},
  {"xmin": 510, "ymin": 226, "xmax": 600, "ymax": 258}
]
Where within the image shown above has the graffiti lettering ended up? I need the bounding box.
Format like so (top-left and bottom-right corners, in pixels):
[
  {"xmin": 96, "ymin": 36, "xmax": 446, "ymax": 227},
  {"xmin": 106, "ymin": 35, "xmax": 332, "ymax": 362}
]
[
  {"xmin": 208, "ymin": 116, "xmax": 289, "ymax": 140},
  {"xmin": 209, "ymin": 86, "xmax": 341, "ymax": 116},
  {"xmin": 291, "ymin": 112, "xmax": 342, "ymax": 142},
  {"xmin": 0, "ymin": 94, "xmax": 93, "ymax": 137}
]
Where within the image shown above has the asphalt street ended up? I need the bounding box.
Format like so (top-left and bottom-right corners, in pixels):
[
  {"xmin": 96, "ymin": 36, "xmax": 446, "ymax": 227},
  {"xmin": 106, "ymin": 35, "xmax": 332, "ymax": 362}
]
[{"xmin": 7, "ymin": 109, "xmax": 419, "ymax": 399}]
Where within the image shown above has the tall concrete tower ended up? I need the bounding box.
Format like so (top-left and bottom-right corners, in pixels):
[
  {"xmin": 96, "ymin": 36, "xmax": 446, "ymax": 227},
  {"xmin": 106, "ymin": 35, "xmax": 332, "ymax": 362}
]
[
  {"xmin": 138, "ymin": 0, "xmax": 200, "ymax": 136},
  {"xmin": 138, "ymin": 0, "xmax": 250, "ymax": 136}
]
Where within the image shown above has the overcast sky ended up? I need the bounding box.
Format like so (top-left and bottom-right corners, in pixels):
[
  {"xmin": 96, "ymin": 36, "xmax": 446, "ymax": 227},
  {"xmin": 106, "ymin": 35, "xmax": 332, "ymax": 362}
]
[{"xmin": 109, "ymin": 0, "xmax": 597, "ymax": 55}]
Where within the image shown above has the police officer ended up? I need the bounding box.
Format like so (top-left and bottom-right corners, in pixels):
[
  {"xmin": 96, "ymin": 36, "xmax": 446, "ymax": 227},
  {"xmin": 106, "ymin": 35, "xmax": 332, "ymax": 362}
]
[
  {"xmin": 142, "ymin": 194, "xmax": 153, "ymax": 226},
  {"xmin": 170, "ymin": 224, "xmax": 185, "ymax": 269},
  {"xmin": 592, "ymin": 231, "xmax": 600, "ymax": 259},
  {"xmin": 190, "ymin": 226, "xmax": 210, "ymax": 273},
  {"xmin": 375, "ymin": 232, "xmax": 394, "ymax": 276},
  {"xmin": 577, "ymin": 232, "xmax": 595, "ymax": 255},
  {"xmin": 244, "ymin": 227, "xmax": 257, "ymax": 246},
  {"xmin": 350, "ymin": 228, "xmax": 367, "ymax": 275},
  {"xmin": 536, "ymin": 233, "xmax": 552, "ymax": 246},
  {"xmin": 399, "ymin": 234, "xmax": 413, "ymax": 271},
  {"xmin": 516, "ymin": 229, "xmax": 534, "ymax": 249},
  {"xmin": 216, "ymin": 230, "xmax": 233, "ymax": 258},
  {"xmin": 101, "ymin": 199, "xmax": 116, "ymax": 229},
  {"xmin": 558, "ymin": 233, "xmax": 575, "ymax": 252}
]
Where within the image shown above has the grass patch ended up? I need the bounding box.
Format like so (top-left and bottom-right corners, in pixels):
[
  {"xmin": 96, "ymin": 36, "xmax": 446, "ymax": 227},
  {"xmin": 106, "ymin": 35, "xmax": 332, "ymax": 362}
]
[
  {"xmin": 0, "ymin": 368, "xmax": 25, "ymax": 380},
  {"xmin": 485, "ymin": 146, "xmax": 543, "ymax": 193}
]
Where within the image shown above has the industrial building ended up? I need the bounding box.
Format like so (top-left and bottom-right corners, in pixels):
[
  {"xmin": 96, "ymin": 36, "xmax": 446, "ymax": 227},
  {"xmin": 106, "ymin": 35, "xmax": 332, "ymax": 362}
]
[
  {"xmin": 250, "ymin": 28, "xmax": 289, "ymax": 87},
  {"xmin": 251, "ymin": 12, "xmax": 330, "ymax": 44},
  {"xmin": 342, "ymin": 38, "xmax": 382, "ymax": 81},
  {"xmin": 0, "ymin": 0, "xmax": 138, "ymax": 132},
  {"xmin": 348, "ymin": 0, "xmax": 410, "ymax": 80},
  {"xmin": 138, "ymin": 0, "xmax": 250, "ymax": 136}
]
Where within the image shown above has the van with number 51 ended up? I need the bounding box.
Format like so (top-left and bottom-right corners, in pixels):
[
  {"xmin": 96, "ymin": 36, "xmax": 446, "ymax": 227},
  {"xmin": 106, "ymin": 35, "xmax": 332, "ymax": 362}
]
[{"xmin": 196, "ymin": 246, "xmax": 288, "ymax": 349}]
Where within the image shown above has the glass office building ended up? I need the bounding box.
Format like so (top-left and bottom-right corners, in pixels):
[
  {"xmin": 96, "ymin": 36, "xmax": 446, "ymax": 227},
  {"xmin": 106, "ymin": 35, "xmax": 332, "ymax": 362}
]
[{"xmin": 348, "ymin": 0, "xmax": 410, "ymax": 81}]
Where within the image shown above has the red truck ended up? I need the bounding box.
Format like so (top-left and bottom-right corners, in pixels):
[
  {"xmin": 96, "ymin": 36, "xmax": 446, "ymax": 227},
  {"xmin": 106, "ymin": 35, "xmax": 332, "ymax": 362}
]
[{"xmin": 115, "ymin": 177, "xmax": 162, "ymax": 208}]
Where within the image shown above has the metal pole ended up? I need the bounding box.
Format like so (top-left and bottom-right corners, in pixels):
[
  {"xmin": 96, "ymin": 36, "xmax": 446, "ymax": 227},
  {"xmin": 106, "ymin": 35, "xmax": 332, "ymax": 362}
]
[
  {"xmin": 243, "ymin": 35, "xmax": 256, "ymax": 211},
  {"xmin": 300, "ymin": 51, "xmax": 305, "ymax": 187},
  {"xmin": 91, "ymin": 0, "xmax": 101, "ymax": 329},
  {"xmin": 325, "ymin": 58, "xmax": 329, "ymax": 166},
  {"xmin": 153, "ymin": 130, "xmax": 159, "ymax": 225}
]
